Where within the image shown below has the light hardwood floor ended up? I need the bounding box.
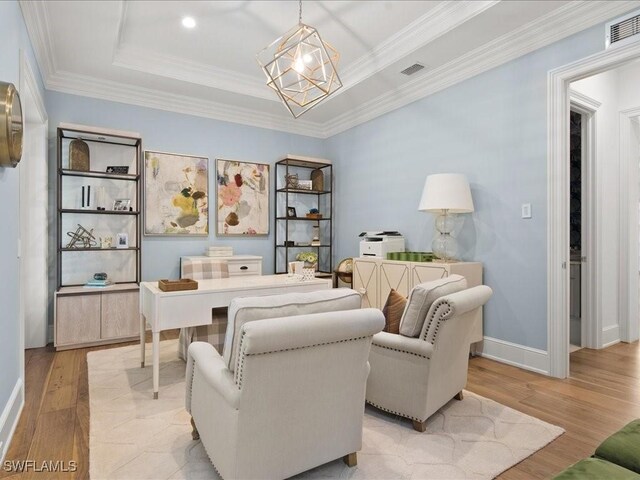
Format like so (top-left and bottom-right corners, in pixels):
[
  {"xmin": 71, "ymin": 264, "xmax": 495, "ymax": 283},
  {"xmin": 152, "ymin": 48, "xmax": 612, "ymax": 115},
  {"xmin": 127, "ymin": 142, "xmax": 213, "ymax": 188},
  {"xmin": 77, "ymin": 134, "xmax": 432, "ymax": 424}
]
[{"xmin": 1, "ymin": 334, "xmax": 638, "ymax": 479}]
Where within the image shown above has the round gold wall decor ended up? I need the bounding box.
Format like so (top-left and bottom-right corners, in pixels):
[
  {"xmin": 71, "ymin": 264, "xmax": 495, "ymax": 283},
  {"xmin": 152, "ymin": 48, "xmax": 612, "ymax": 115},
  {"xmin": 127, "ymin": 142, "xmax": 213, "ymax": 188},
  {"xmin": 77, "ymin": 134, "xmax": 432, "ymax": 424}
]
[{"xmin": 0, "ymin": 82, "xmax": 23, "ymax": 168}]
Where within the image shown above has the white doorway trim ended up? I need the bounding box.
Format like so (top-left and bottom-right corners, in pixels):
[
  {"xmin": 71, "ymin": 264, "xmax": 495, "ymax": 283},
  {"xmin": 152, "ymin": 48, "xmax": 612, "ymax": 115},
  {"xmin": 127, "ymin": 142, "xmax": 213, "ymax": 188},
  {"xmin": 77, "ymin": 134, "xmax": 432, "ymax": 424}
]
[
  {"xmin": 19, "ymin": 50, "xmax": 48, "ymax": 360},
  {"xmin": 619, "ymin": 108, "xmax": 640, "ymax": 343},
  {"xmin": 569, "ymin": 91, "xmax": 600, "ymax": 350},
  {"xmin": 548, "ymin": 40, "xmax": 640, "ymax": 378}
]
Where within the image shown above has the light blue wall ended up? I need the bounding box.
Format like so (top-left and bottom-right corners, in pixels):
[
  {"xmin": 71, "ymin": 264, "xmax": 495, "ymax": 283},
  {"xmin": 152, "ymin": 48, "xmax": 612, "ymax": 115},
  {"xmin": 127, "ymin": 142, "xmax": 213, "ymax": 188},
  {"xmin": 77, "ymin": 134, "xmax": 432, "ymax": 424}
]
[
  {"xmin": 326, "ymin": 24, "xmax": 606, "ymax": 351},
  {"xmin": 45, "ymin": 92, "xmax": 327, "ymax": 282},
  {"xmin": 0, "ymin": 0, "xmax": 45, "ymax": 428}
]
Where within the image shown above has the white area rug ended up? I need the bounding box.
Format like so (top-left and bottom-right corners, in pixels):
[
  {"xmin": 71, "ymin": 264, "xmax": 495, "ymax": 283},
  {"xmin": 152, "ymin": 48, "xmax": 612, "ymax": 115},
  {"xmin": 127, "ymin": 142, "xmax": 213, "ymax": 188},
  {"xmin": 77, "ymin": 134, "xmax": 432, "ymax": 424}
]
[{"xmin": 88, "ymin": 340, "xmax": 564, "ymax": 479}]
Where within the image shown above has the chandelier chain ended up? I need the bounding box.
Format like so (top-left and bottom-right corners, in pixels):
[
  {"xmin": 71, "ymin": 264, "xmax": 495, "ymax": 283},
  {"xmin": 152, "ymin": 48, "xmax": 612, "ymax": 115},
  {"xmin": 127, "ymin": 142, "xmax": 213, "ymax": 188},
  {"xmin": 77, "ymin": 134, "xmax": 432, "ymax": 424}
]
[{"xmin": 299, "ymin": 0, "xmax": 302, "ymax": 24}]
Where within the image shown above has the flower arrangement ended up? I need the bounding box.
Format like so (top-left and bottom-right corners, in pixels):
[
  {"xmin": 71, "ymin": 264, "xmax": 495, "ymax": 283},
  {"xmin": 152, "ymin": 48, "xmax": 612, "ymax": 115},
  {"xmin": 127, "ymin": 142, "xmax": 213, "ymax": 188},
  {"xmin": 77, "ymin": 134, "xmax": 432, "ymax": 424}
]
[{"xmin": 296, "ymin": 251, "xmax": 318, "ymax": 268}]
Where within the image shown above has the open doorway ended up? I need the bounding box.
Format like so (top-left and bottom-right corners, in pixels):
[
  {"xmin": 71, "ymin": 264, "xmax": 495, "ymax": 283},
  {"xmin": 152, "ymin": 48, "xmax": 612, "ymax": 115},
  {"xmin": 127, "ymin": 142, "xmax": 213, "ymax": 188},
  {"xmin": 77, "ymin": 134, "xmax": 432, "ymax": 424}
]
[
  {"xmin": 548, "ymin": 45, "xmax": 640, "ymax": 378},
  {"xmin": 568, "ymin": 109, "xmax": 584, "ymax": 353}
]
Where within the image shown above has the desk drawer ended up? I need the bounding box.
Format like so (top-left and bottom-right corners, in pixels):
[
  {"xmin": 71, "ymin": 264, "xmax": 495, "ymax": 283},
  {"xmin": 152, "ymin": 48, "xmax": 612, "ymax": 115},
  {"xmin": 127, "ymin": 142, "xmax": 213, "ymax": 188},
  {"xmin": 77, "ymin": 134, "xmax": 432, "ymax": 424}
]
[{"xmin": 228, "ymin": 260, "xmax": 261, "ymax": 276}]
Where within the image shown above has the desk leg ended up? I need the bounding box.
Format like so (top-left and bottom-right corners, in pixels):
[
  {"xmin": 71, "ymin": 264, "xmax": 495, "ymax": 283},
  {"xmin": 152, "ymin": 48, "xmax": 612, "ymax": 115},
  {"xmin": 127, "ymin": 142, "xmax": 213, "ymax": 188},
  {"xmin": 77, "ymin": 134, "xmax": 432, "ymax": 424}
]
[
  {"xmin": 140, "ymin": 314, "xmax": 146, "ymax": 368},
  {"xmin": 153, "ymin": 331, "xmax": 160, "ymax": 400}
]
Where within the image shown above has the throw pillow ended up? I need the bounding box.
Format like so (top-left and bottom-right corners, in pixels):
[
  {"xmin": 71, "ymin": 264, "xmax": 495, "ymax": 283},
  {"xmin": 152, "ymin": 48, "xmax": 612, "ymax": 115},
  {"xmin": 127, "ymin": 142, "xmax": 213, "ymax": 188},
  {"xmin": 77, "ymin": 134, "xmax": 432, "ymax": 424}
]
[
  {"xmin": 382, "ymin": 289, "xmax": 406, "ymax": 334},
  {"xmin": 399, "ymin": 275, "xmax": 467, "ymax": 337}
]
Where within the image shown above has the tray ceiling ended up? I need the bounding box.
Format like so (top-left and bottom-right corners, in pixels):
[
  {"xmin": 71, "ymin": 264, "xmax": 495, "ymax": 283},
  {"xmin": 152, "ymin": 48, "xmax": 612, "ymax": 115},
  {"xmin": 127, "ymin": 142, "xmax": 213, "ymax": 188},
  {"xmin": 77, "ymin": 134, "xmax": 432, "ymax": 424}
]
[{"xmin": 20, "ymin": 0, "xmax": 640, "ymax": 137}]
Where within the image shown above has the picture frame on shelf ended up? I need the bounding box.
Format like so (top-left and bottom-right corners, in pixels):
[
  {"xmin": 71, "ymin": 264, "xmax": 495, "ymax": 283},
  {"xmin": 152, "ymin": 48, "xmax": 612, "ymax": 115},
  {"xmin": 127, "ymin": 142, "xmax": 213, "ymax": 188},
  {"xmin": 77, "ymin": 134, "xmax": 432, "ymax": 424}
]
[
  {"xmin": 113, "ymin": 198, "xmax": 131, "ymax": 211},
  {"xmin": 116, "ymin": 232, "xmax": 129, "ymax": 249},
  {"xmin": 216, "ymin": 158, "xmax": 269, "ymax": 236},
  {"xmin": 144, "ymin": 150, "xmax": 209, "ymax": 236},
  {"xmin": 287, "ymin": 206, "xmax": 297, "ymax": 218}
]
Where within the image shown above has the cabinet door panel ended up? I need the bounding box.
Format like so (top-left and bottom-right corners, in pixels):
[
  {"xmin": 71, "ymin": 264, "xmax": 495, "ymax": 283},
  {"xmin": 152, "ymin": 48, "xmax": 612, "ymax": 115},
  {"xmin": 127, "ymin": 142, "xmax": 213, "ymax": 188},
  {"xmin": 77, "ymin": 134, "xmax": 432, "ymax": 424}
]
[
  {"xmin": 380, "ymin": 262, "xmax": 410, "ymax": 304},
  {"xmin": 353, "ymin": 259, "xmax": 379, "ymax": 309},
  {"xmin": 56, "ymin": 294, "xmax": 101, "ymax": 346},
  {"xmin": 411, "ymin": 264, "xmax": 448, "ymax": 285},
  {"xmin": 101, "ymin": 291, "xmax": 139, "ymax": 339}
]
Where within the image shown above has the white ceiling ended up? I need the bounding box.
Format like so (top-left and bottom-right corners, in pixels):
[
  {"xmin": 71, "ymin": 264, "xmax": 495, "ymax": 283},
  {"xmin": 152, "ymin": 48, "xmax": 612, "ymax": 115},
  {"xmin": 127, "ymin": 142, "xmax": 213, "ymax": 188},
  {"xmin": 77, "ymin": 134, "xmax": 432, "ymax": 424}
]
[{"xmin": 20, "ymin": 0, "xmax": 640, "ymax": 138}]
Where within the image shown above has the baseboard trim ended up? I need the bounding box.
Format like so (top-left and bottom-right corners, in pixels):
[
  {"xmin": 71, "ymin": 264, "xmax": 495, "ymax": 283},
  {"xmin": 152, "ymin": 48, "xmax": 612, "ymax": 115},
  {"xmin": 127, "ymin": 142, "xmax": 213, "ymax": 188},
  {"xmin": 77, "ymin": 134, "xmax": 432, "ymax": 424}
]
[
  {"xmin": 477, "ymin": 336, "xmax": 549, "ymax": 375},
  {"xmin": 602, "ymin": 325, "xmax": 620, "ymax": 348},
  {"xmin": 0, "ymin": 379, "xmax": 24, "ymax": 463}
]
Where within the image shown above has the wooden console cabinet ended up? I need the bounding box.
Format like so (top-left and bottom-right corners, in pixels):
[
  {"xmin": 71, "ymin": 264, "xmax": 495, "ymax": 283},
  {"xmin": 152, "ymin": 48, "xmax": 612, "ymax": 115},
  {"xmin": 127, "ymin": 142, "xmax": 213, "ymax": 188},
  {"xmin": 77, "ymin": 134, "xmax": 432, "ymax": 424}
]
[{"xmin": 352, "ymin": 258, "xmax": 484, "ymax": 343}]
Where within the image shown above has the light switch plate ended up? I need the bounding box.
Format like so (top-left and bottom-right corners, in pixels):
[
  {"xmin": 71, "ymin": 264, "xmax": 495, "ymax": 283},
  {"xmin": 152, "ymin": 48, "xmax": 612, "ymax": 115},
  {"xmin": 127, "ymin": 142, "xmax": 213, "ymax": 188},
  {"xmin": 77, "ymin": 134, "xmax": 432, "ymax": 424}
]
[{"xmin": 521, "ymin": 203, "xmax": 532, "ymax": 219}]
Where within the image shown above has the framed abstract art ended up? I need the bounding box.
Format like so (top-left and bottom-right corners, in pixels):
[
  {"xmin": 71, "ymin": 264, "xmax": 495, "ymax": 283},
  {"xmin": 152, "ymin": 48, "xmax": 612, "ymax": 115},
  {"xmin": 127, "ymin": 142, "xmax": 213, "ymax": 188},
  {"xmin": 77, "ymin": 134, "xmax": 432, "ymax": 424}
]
[
  {"xmin": 144, "ymin": 150, "xmax": 209, "ymax": 236},
  {"xmin": 216, "ymin": 159, "xmax": 269, "ymax": 236}
]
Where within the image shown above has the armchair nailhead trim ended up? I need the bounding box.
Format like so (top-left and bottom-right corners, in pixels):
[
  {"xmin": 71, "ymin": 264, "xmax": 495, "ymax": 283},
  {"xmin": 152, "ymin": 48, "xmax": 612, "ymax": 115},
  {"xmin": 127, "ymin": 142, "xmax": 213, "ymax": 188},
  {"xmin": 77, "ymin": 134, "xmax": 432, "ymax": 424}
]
[
  {"xmin": 365, "ymin": 399, "xmax": 424, "ymax": 423},
  {"xmin": 187, "ymin": 357, "xmax": 196, "ymax": 412},
  {"xmin": 420, "ymin": 277, "xmax": 464, "ymax": 335},
  {"xmin": 422, "ymin": 300, "xmax": 453, "ymax": 343},
  {"xmin": 235, "ymin": 333, "xmax": 370, "ymax": 388},
  {"xmin": 371, "ymin": 342, "xmax": 429, "ymax": 359}
]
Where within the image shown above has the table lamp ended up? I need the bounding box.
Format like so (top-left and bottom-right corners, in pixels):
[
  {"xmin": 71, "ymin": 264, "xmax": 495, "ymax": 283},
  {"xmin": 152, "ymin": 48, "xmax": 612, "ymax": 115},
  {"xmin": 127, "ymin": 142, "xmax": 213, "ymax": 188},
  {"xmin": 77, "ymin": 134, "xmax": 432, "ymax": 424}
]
[{"xmin": 418, "ymin": 173, "xmax": 474, "ymax": 262}]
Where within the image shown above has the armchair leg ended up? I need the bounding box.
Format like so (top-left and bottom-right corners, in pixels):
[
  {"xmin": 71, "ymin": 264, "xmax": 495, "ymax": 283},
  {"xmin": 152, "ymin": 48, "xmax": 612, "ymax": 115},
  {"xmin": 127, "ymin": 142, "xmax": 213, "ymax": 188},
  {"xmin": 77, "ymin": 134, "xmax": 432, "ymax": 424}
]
[
  {"xmin": 343, "ymin": 452, "xmax": 357, "ymax": 467},
  {"xmin": 412, "ymin": 420, "xmax": 427, "ymax": 432},
  {"xmin": 190, "ymin": 417, "xmax": 200, "ymax": 441},
  {"xmin": 454, "ymin": 391, "xmax": 464, "ymax": 401}
]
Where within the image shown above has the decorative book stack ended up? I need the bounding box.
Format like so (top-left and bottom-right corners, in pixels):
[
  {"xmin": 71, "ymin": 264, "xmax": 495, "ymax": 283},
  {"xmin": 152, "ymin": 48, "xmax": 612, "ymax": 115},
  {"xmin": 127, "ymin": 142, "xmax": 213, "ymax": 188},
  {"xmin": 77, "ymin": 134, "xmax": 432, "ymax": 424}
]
[
  {"xmin": 84, "ymin": 278, "xmax": 113, "ymax": 288},
  {"xmin": 207, "ymin": 246, "xmax": 233, "ymax": 257}
]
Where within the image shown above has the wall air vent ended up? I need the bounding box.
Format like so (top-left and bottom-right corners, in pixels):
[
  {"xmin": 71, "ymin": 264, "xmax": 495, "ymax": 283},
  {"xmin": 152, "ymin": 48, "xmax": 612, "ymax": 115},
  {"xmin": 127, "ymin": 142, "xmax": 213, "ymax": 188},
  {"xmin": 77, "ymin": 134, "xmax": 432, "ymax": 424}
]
[
  {"xmin": 606, "ymin": 9, "xmax": 640, "ymax": 49},
  {"xmin": 400, "ymin": 63, "xmax": 425, "ymax": 76}
]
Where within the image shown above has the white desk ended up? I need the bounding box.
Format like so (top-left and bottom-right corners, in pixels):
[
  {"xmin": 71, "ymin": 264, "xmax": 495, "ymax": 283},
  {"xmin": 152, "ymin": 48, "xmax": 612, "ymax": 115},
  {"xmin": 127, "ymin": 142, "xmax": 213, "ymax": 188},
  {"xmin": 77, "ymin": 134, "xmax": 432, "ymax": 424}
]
[{"xmin": 140, "ymin": 275, "xmax": 332, "ymax": 398}]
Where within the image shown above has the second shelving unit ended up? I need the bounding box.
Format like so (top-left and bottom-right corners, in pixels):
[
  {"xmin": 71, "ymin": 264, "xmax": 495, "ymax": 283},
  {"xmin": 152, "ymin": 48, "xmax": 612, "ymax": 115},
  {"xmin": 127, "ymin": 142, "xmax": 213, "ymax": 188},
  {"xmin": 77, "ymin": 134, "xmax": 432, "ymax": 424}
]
[{"xmin": 274, "ymin": 155, "xmax": 333, "ymax": 276}]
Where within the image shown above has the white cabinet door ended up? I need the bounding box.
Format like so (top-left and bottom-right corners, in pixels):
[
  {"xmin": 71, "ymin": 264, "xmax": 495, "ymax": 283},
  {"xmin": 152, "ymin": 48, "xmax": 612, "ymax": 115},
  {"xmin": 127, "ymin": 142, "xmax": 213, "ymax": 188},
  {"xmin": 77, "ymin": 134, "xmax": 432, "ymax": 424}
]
[
  {"xmin": 353, "ymin": 259, "xmax": 380, "ymax": 309},
  {"xmin": 411, "ymin": 263, "xmax": 448, "ymax": 285},
  {"xmin": 379, "ymin": 261, "xmax": 411, "ymax": 305}
]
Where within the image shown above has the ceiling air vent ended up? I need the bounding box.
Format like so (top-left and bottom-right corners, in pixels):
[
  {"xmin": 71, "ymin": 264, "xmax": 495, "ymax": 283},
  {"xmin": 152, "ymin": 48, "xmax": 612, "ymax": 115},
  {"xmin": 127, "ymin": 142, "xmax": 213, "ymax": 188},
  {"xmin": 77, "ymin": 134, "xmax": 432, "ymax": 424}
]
[
  {"xmin": 606, "ymin": 9, "xmax": 640, "ymax": 49},
  {"xmin": 400, "ymin": 63, "xmax": 425, "ymax": 76}
]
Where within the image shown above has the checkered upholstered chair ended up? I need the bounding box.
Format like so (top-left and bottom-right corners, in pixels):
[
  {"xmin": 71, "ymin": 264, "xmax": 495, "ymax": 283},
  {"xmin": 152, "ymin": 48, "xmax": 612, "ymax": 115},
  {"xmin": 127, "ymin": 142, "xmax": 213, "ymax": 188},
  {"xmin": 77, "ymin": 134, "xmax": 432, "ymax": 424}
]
[{"xmin": 177, "ymin": 258, "xmax": 230, "ymax": 361}]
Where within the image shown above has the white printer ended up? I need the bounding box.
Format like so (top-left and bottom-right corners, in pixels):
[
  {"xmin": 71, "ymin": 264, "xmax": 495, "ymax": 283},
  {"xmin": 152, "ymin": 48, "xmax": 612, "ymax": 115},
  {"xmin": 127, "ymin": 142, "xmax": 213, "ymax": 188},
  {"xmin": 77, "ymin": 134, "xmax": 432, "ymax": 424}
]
[{"xmin": 359, "ymin": 231, "xmax": 405, "ymax": 258}]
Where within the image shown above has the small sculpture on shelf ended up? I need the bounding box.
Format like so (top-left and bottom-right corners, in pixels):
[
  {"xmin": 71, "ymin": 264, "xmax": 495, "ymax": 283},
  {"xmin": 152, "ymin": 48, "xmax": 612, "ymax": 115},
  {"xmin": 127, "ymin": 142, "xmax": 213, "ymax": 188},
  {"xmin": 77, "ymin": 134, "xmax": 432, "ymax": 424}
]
[
  {"xmin": 306, "ymin": 208, "xmax": 322, "ymax": 219},
  {"xmin": 285, "ymin": 173, "xmax": 299, "ymax": 189},
  {"xmin": 66, "ymin": 224, "xmax": 97, "ymax": 248}
]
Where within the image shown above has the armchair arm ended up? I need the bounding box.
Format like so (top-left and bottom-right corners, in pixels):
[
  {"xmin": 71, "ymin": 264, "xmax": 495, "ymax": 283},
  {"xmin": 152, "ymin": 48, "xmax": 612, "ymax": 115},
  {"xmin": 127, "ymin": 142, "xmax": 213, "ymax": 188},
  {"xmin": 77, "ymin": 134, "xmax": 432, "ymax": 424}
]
[
  {"xmin": 371, "ymin": 331, "xmax": 433, "ymax": 359},
  {"xmin": 186, "ymin": 342, "xmax": 240, "ymax": 413},
  {"xmin": 421, "ymin": 285, "xmax": 493, "ymax": 342}
]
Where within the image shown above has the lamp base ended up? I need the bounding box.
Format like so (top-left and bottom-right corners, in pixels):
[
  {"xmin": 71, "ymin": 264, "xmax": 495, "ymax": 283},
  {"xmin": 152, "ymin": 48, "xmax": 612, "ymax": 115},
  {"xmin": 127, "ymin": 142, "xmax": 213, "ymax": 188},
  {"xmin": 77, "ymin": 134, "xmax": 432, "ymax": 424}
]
[{"xmin": 432, "ymin": 233, "xmax": 458, "ymax": 262}]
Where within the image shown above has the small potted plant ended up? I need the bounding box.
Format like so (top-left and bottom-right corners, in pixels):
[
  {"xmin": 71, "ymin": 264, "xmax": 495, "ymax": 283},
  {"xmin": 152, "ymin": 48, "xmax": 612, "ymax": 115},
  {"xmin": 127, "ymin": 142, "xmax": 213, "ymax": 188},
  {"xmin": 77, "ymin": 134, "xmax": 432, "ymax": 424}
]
[{"xmin": 296, "ymin": 251, "xmax": 318, "ymax": 270}]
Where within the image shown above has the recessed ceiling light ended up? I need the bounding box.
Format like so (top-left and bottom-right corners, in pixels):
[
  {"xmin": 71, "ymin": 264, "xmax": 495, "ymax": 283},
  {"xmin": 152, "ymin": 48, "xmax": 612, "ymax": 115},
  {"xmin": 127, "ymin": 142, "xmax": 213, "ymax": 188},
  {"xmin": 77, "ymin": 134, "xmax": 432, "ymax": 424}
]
[{"xmin": 182, "ymin": 16, "xmax": 196, "ymax": 29}]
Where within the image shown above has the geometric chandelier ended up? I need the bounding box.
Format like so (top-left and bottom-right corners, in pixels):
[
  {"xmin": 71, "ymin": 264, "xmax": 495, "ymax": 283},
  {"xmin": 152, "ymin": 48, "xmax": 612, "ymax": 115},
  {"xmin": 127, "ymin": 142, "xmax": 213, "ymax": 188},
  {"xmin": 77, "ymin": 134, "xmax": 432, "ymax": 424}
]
[{"xmin": 257, "ymin": 0, "xmax": 342, "ymax": 118}]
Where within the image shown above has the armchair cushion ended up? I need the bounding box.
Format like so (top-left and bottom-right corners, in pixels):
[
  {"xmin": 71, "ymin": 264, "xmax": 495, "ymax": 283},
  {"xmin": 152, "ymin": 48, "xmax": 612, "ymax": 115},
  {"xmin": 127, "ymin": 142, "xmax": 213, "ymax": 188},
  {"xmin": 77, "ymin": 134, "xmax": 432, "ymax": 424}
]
[
  {"xmin": 399, "ymin": 275, "xmax": 467, "ymax": 337},
  {"xmin": 382, "ymin": 289, "xmax": 406, "ymax": 334},
  {"xmin": 223, "ymin": 288, "xmax": 362, "ymax": 372}
]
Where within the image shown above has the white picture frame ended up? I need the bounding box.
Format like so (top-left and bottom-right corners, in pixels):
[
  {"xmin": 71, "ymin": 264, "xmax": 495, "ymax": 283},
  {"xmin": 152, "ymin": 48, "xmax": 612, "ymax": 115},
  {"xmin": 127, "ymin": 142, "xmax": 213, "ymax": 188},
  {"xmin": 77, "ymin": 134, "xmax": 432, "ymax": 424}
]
[
  {"xmin": 113, "ymin": 198, "xmax": 131, "ymax": 211},
  {"xmin": 116, "ymin": 232, "xmax": 129, "ymax": 249}
]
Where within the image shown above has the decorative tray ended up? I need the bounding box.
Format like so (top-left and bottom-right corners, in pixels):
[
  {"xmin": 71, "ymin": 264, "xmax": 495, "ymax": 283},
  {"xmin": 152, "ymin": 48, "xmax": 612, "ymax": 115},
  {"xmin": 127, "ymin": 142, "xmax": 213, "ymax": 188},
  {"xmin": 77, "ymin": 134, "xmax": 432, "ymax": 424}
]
[
  {"xmin": 306, "ymin": 213, "xmax": 323, "ymax": 219},
  {"xmin": 158, "ymin": 278, "xmax": 198, "ymax": 292},
  {"xmin": 386, "ymin": 251, "xmax": 436, "ymax": 262}
]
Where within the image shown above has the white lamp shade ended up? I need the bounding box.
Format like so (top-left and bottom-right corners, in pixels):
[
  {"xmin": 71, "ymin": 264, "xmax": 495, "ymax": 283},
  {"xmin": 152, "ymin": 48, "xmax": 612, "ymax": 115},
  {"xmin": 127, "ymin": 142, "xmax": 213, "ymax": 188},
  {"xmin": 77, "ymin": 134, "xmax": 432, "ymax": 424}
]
[{"xmin": 418, "ymin": 173, "xmax": 474, "ymax": 213}]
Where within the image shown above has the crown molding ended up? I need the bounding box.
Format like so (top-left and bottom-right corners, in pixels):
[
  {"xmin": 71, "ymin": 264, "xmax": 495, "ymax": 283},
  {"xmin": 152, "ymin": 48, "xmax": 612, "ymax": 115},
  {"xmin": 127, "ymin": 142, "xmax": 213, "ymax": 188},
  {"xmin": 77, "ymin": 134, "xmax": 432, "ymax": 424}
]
[
  {"xmin": 112, "ymin": 46, "xmax": 276, "ymax": 102},
  {"xmin": 323, "ymin": 0, "xmax": 640, "ymax": 137},
  {"xmin": 338, "ymin": 0, "xmax": 499, "ymax": 93},
  {"xmin": 19, "ymin": 0, "xmax": 57, "ymax": 79},
  {"xmin": 46, "ymin": 70, "xmax": 326, "ymax": 138}
]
